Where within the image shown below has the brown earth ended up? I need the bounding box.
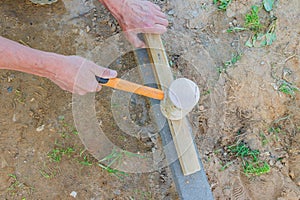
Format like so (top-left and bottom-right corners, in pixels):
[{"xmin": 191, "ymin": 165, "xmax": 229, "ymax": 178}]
[{"xmin": 0, "ymin": 0, "xmax": 299, "ymax": 199}]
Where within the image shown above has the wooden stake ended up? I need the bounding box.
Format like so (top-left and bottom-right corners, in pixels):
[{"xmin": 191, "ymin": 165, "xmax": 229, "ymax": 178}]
[{"xmin": 144, "ymin": 33, "xmax": 201, "ymax": 175}]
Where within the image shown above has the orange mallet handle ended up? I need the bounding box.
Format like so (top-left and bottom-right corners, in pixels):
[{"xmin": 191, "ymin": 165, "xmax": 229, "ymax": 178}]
[{"xmin": 96, "ymin": 76, "xmax": 164, "ymax": 100}]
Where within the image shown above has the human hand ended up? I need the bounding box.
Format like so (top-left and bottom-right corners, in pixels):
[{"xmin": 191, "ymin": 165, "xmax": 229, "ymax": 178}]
[
  {"xmin": 50, "ymin": 55, "xmax": 117, "ymax": 95},
  {"xmin": 100, "ymin": 0, "xmax": 168, "ymax": 47}
]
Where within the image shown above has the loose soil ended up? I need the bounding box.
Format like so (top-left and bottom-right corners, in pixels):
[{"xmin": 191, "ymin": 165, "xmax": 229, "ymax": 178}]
[{"xmin": 0, "ymin": 0, "xmax": 299, "ymax": 199}]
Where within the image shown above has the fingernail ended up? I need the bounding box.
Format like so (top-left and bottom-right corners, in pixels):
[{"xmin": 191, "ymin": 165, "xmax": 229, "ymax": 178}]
[{"xmin": 110, "ymin": 70, "xmax": 117, "ymax": 77}]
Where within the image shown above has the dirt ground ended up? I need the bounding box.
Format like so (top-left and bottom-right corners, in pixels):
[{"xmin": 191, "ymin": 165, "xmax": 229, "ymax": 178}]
[{"xmin": 0, "ymin": 0, "xmax": 299, "ymax": 199}]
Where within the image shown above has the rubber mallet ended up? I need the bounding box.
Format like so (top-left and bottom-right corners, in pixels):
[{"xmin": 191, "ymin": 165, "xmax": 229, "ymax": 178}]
[{"xmin": 96, "ymin": 76, "xmax": 200, "ymax": 120}]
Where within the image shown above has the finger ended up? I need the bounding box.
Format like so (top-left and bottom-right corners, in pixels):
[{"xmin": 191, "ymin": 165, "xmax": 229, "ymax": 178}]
[
  {"xmin": 154, "ymin": 16, "xmax": 169, "ymax": 27},
  {"xmin": 125, "ymin": 31, "xmax": 146, "ymax": 48},
  {"xmin": 153, "ymin": 9, "xmax": 167, "ymax": 18},
  {"xmin": 145, "ymin": 1, "xmax": 161, "ymax": 11},
  {"xmin": 139, "ymin": 24, "xmax": 167, "ymax": 34}
]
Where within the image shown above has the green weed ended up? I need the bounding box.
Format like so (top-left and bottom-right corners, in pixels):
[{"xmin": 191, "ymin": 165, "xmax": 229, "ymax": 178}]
[
  {"xmin": 48, "ymin": 147, "xmax": 75, "ymax": 162},
  {"xmin": 278, "ymin": 81, "xmax": 300, "ymax": 97},
  {"xmin": 7, "ymin": 174, "xmax": 34, "ymax": 196},
  {"xmin": 203, "ymin": 90, "xmax": 211, "ymax": 96},
  {"xmin": 245, "ymin": 17, "xmax": 277, "ymax": 47},
  {"xmin": 39, "ymin": 170, "xmax": 54, "ymax": 179},
  {"xmin": 226, "ymin": 2, "xmax": 277, "ymax": 48},
  {"xmin": 98, "ymin": 149, "xmax": 144, "ymax": 178},
  {"xmin": 245, "ymin": 5, "xmax": 262, "ymax": 33},
  {"xmin": 227, "ymin": 27, "xmax": 247, "ymax": 33},
  {"xmin": 259, "ymin": 132, "xmax": 269, "ymax": 146},
  {"xmin": 213, "ymin": 0, "xmax": 232, "ymax": 11},
  {"xmin": 226, "ymin": 142, "xmax": 270, "ymax": 176},
  {"xmin": 217, "ymin": 53, "xmax": 242, "ymax": 73}
]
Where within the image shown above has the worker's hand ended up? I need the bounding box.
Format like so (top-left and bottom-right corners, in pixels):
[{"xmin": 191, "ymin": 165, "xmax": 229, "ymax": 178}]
[
  {"xmin": 101, "ymin": 0, "xmax": 168, "ymax": 48},
  {"xmin": 50, "ymin": 55, "xmax": 117, "ymax": 95}
]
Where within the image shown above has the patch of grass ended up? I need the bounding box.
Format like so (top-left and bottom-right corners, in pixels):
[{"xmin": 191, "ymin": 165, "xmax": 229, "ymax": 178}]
[
  {"xmin": 245, "ymin": 16, "xmax": 277, "ymax": 47},
  {"xmin": 226, "ymin": 3, "xmax": 277, "ymax": 48},
  {"xmin": 48, "ymin": 147, "xmax": 75, "ymax": 162},
  {"xmin": 217, "ymin": 53, "xmax": 242, "ymax": 73},
  {"xmin": 245, "ymin": 5, "xmax": 262, "ymax": 33},
  {"xmin": 213, "ymin": 0, "xmax": 232, "ymax": 11},
  {"xmin": 80, "ymin": 155, "xmax": 93, "ymax": 166},
  {"xmin": 98, "ymin": 149, "xmax": 144, "ymax": 179},
  {"xmin": 98, "ymin": 150, "xmax": 129, "ymax": 178},
  {"xmin": 78, "ymin": 150, "xmax": 94, "ymax": 166},
  {"xmin": 226, "ymin": 142, "xmax": 270, "ymax": 176},
  {"xmin": 39, "ymin": 170, "xmax": 50, "ymax": 178},
  {"xmin": 7, "ymin": 174, "xmax": 34, "ymax": 196}
]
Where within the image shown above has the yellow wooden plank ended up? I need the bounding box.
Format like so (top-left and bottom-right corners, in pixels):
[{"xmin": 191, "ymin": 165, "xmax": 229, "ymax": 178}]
[{"xmin": 144, "ymin": 33, "xmax": 201, "ymax": 175}]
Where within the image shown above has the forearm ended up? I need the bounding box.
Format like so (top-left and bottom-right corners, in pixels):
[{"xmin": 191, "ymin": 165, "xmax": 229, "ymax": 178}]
[{"xmin": 0, "ymin": 36, "xmax": 63, "ymax": 79}]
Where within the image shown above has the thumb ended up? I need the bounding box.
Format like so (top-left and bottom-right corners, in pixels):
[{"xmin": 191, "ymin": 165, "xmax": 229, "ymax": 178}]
[{"xmin": 94, "ymin": 66, "xmax": 118, "ymax": 79}]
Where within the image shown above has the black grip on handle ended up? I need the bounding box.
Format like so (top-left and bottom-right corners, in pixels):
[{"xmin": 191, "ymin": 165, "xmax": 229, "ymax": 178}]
[{"xmin": 95, "ymin": 76, "xmax": 109, "ymax": 84}]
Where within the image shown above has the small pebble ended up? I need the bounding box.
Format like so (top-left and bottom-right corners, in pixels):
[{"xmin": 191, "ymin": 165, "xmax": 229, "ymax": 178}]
[
  {"xmin": 113, "ymin": 189, "xmax": 121, "ymax": 195},
  {"xmin": 191, "ymin": 10, "xmax": 198, "ymax": 17},
  {"xmin": 199, "ymin": 105, "xmax": 205, "ymax": 111},
  {"xmin": 36, "ymin": 125, "xmax": 45, "ymax": 132},
  {"xmin": 7, "ymin": 86, "xmax": 13, "ymax": 93},
  {"xmin": 168, "ymin": 9, "xmax": 175, "ymax": 15},
  {"xmin": 58, "ymin": 115, "xmax": 65, "ymax": 121},
  {"xmin": 110, "ymin": 24, "xmax": 117, "ymax": 32},
  {"xmin": 12, "ymin": 114, "xmax": 17, "ymax": 122},
  {"xmin": 289, "ymin": 170, "xmax": 295, "ymax": 179},
  {"xmin": 86, "ymin": 26, "xmax": 91, "ymax": 33},
  {"xmin": 70, "ymin": 191, "xmax": 77, "ymax": 198},
  {"xmin": 232, "ymin": 19, "xmax": 238, "ymax": 26}
]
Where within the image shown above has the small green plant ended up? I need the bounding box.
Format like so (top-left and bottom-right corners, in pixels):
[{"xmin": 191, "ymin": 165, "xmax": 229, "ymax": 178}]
[
  {"xmin": 245, "ymin": 16, "xmax": 277, "ymax": 48},
  {"xmin": 39, "ymin": 170, "xmax": 53, "ymax": 179},
  {"xmin": 245, "ymin": 5, "xmax": 262, "ymax": 33},
  {"xmin": 226, "ymin": 142, "xmax": 270, "ymax": 176},
  {"xmin": 48, "ymin": 147, "xmax": 75, "ymax": 162},
  {"xmin": 203, "ymin": 89, "xmax": 211, "ymax": 96},
  {"xmin": 213, "ymin": 0, "xmax": 232, "ymax": 11},
  {"xmin": 278, "ymin": 81, "xmax": 300, "ymax": 97},
  {"xmin": 7, "ymin": 174, "xmax": 34, "ymax": 196},
  {"xmin": 98, "ymin": 149, "xmax": 144, "ymax": 178},
  {"xmin": 227, "ymin": 27, "xmax": 247, "ymax": 33},
  {"xmin": 79, "ymin": 154, "xmax": 93, "ymax": 166},
  {"xmin": 268, "ymin": 125, "xmax": 285, "ymax": 141},
  {"xmin": 259, "ymin": 132, "xmax": 269, "ymax": 146},
  {"xmin": 217, "ymin": 53, "xmax": 242, "ymax": 73}
]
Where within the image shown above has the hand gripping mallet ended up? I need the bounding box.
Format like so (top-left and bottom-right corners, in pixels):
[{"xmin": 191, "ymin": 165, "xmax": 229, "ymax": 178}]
[{"xmin": 96, "ymin": 76, "xmax": 200, "ymax": 120}]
